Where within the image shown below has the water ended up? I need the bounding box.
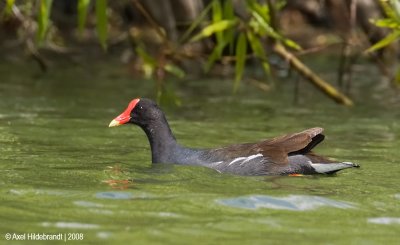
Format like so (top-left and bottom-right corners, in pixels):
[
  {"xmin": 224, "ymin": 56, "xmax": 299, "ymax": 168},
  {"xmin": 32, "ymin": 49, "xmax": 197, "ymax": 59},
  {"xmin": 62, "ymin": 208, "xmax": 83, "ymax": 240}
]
[{"xmin": 1, "ymin": 58, "xmax": 399, "ymax": 244}]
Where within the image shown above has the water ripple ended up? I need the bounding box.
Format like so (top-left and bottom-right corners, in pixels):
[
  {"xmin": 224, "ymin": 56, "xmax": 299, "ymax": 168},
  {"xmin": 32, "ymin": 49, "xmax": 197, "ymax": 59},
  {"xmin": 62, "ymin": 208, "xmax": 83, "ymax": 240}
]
[
  {"xmin": 95, "ymin": 192, "xmax": 133, "ymax": 200},
  {"xmin": 368, "ymin": 217, "xmax": 400, "ymax": 225},
  {"xmin": 41, "ymin": 222, "xmax": 99, "ymax": 229},
  {"xmin": 217, "ymin": 195, "xmax": 355, "ymax": 211}
]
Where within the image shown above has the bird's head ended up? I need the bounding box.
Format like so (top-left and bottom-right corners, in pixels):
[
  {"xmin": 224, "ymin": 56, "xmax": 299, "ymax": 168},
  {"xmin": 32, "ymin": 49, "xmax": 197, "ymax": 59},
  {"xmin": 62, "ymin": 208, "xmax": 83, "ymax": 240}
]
[{"xmin": 109, "ymin": 98, "xmax": 162, "ymax": 127}]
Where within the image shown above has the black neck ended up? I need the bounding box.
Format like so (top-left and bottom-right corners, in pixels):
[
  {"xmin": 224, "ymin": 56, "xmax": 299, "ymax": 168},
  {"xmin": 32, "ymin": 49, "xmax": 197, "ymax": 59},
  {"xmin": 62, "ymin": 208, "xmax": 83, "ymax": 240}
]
[{"xmin": 140, "ymin": 115, "xmax": 179, "ymax": 163}]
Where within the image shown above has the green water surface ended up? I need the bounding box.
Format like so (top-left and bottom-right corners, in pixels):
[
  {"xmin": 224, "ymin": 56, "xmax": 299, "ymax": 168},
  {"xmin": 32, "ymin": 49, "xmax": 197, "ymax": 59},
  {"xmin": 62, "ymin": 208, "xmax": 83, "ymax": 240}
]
[{"xmin": 1, "ymin": 58, "xmax": 399, "ymax": 244}]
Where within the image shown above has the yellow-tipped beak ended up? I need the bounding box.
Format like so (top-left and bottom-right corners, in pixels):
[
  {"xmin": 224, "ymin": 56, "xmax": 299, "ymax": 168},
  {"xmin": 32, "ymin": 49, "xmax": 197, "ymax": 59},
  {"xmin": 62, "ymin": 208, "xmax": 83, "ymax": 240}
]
[{"xmin": 108, "ymin": 119, "xmax": 121, "ymax": 127}]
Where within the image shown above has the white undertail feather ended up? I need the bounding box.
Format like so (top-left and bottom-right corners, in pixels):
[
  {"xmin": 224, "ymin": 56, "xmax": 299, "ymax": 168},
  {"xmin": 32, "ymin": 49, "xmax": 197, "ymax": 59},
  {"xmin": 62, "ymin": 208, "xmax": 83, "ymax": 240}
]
[{"xmin": 310, "ymin": 162, "xmax": 357, "ymax": 173}]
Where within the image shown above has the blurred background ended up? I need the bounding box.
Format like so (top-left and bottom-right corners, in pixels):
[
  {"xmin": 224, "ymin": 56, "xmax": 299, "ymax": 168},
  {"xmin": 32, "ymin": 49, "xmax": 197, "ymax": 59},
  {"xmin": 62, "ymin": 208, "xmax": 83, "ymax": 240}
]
[{"xmin": 1, "ymin": 0, "xmax": 399, "ymax": 105}]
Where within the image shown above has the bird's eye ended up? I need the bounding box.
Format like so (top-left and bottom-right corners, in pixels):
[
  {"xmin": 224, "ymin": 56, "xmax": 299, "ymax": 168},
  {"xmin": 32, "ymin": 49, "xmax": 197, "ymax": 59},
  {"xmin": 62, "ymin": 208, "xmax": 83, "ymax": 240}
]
[{"xmin": 140, "ymin": 106, "xmax": 143, "ymax": 110}]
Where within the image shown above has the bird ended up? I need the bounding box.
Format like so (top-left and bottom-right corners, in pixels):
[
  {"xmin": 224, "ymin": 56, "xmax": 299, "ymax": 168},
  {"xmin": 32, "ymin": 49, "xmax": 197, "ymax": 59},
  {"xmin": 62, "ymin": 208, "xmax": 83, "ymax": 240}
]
[{"xmin": 108, "ymin": 98, "xmax": 359, "ymax": 176}]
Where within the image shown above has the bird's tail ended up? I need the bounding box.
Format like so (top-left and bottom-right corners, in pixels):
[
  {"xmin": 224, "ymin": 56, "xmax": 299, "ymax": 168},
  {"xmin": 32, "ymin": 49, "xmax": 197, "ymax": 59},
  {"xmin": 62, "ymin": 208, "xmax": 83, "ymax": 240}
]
[{"xmin": 310, "ymin": 162, "xmax": 360, "ymax": 174}]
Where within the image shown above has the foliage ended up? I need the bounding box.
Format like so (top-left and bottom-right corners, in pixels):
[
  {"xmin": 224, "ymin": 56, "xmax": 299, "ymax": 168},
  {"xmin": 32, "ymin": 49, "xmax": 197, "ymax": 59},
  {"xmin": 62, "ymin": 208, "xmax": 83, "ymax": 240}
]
[
  {"xmin": 0, "ymin": 0, "xmax": 357, "ymax": 105},
  {"xmin": 37, "ymin": 0, "xmax": 53, "ymax": 44},
  {"xmin": 368, "ymin": 0, "xmax": 400, "ymax": 84},
  {"xmin": 367, "ymin": 0, "xmax": 400, "ymax": 53},
  {"xmin": 95, "ymin": 0, "xmax": 108, "ymax": 50},
  {"xmin": 189, "ymin": 0, "xmax": 300, "ymax": 92}
]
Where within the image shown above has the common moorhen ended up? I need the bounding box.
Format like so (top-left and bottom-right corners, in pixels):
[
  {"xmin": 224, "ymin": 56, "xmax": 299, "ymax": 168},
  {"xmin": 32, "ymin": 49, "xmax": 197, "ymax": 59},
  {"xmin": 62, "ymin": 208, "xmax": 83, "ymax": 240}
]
[{"xmin": 109, "ymin": 98, "xmax": 359, "ymax": 176}]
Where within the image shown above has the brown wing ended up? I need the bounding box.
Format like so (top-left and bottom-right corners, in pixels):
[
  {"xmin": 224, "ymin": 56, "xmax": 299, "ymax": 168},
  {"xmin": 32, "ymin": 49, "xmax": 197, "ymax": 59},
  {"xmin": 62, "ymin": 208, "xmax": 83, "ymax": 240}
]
[
  {"xmin": 254, "ymin": 127, "xmax": 324, "ymax": 164},
  {"xmin": 207, "ymin": 127, "xmax": 324, "ymax": 165}
]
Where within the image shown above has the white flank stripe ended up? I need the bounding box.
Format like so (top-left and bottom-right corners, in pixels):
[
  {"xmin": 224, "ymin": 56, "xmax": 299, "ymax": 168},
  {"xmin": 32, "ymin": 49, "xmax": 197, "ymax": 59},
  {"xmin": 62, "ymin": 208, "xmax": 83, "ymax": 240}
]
[
  {"xmin": 228, "ymin": 154, "xmax": 263, "ymax": 166},
  {"xmin": 228, "ymin": 157, "xmax": 246, "ymax": 166},
  {"xmin": 242, "ymin": 153, "xmax": 263, "ymax": 163}
]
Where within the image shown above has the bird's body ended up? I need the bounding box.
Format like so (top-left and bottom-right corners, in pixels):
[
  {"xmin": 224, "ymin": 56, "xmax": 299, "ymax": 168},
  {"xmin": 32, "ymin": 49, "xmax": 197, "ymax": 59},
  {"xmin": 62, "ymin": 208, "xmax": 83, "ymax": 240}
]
[{"xmin": 109, "ymin": 98, "xmax": 359, "ymax": 176}]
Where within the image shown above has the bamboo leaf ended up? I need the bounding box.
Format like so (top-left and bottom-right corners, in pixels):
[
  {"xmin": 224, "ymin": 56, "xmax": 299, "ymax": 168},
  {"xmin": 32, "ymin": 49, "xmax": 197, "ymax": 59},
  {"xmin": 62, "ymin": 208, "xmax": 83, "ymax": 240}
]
[
  {"xmin": 390, "ymin": 0, "xmax": 400, "ymax": 21},
  {"xmin": 247, "ymin": 0, "xmax": 270, "ymax": 23},
  {"xmin": 251, "ymin": 11, "xmax": 280, "ymax": 39},
  {"xmin": 135, "ymin": 45, "xmax": 156, "ymax": 79},
  {"xmin": 283, "ymin": 38, "xmax": 302, "ymax": 50},
  {"xmin": 223, "ymin": 0, "xmax": 234, "ymax": 19},
  {"xmin": 223, "ymin": 0, "xmax": 235, "ymax": 54},
  {"xmin": 164, "ymin": 63, "xmax": 186, "ymax": 78},
  {"xmin": 234, "ymin": 33, "xmax": 247, "ymax": 92},
  {"xmin": 135, "ymin": 46, "xmax": 156, "ymax": 65},
  {"xmin": 205, "ymin": 40, "xmax": 228, "ymax": 72},
  {"xmin": 37, "ymin": 0, "xmax": 53, "ymax": 43},
  {"xmin": 190, "ymin": 20, "xmax": 237, "ymax": 42},
  {"xmin": 366, "ymin": 31, "xmax": 400, "ymax": 53},
  {"xmin": 4, "ymin": 0, "xmax": 15, "ymax": 17},
  {"xmin": 179, "ymin": 2, "xmax": 212, "ymax": 44},
  {"xmin": 373, "ymin": 18, "xmax": 400, "ymax": 29},
  {"xmin": 95, "ymin": 0, "xmax": 108, "ymax": 50},
  {"xmin": 212, "ymin": 0, "xmax": 223, "ymax": 44},
  {"xmin": 78, "ymin": 0, "xmax": 91, "ymax": 36},
  {"xmin": 380, "ymin": 0, "xmax": 400, "ymax": 22},
  {"xmin": 247, "ymin": 31, "xmax": 265, "ymax": 57},
  {"xmin": 247, "ymin": 31, "xmax": 270, "ymax": 75}
]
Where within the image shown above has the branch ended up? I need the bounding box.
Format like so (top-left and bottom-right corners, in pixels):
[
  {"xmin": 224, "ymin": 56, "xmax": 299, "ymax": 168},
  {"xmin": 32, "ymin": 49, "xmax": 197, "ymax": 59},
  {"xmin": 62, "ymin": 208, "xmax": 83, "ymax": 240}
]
[{"xmin": 273, "ymin": 43, "xmax": 354, "ymax": 106}]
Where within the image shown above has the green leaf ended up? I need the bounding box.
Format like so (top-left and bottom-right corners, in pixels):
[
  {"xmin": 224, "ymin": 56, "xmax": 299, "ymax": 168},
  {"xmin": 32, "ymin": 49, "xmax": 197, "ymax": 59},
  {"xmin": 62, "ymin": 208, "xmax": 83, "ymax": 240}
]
[
  {"xmin": 251, "ymin": 11, "xmax": 280, "ymax": 39},
  {"xmin": 37, "ymin": 0, "xmax": 53, "ymax": 44},
  {"xmin": 373, "ymin": 18, "xmax": 400, "ymax": 29},
  {"xmin": 179, "ymin": 2, "xmax": 212, "ymax": 44},
  {"xmin": 366, "ymin": 31, "xmax": 400, "ymax": 53},
  {"xmin": 247, "ymin": 31, "xmax": 270, "ymax": 75},
  {"xmin": 190, "ymin": 19, "xmax": 237, "ymax": 42},
  {"xmin": 4, "ymin": 0, "xmax": 15, "ymax": 17},
  {"xmin": 282, "ymin": 38, "xmax": 302, "ymax": 50},
  {"xmin": 205, "ymin": 40, "xmax": 228, "ymax": 72},
  {"xmin": 223, "ymin": 0, "xmax": 234, "ymax": 19},
  {"xmin": 246, "ymin": 0, "xmax": 270, "ymax": 23},
  {"xmin": 164, "ymin": 63, "xmax": 186, "ymax": 78},
  {"xmin": 78, "ymin": 0, "xmax": 91, "ymax": 36},
  {"xmin": 95, "ymin": 0, "xmax": 108, "ymax": 50},
  {"xmin": 135, "ymin": 45, "xmax": 156, "ymax": 79},
  {"xmin": 212, "ymin": 0, "xmax": 223, "ymax": 44},
  {"xmin": 234, "ymin": 32, "xmax": 247, "ymax": 92},
  {"xmin": 380, "ymin": 0, "xmax": 400, "ymax": 23},
  {"xmin": 223, "ymin": 0, "xmax": 235, "ymax": 54},
  {"xmin": 212, "ymin": 0, "xmax": 222, "ymax": 22},
  {"xmin": 390, "ymin": 0, "xmax": 400, "ymax": 21},
  {"xmin": 135, "ymin": 46, "xmax": 156, "ymax": 65}
]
